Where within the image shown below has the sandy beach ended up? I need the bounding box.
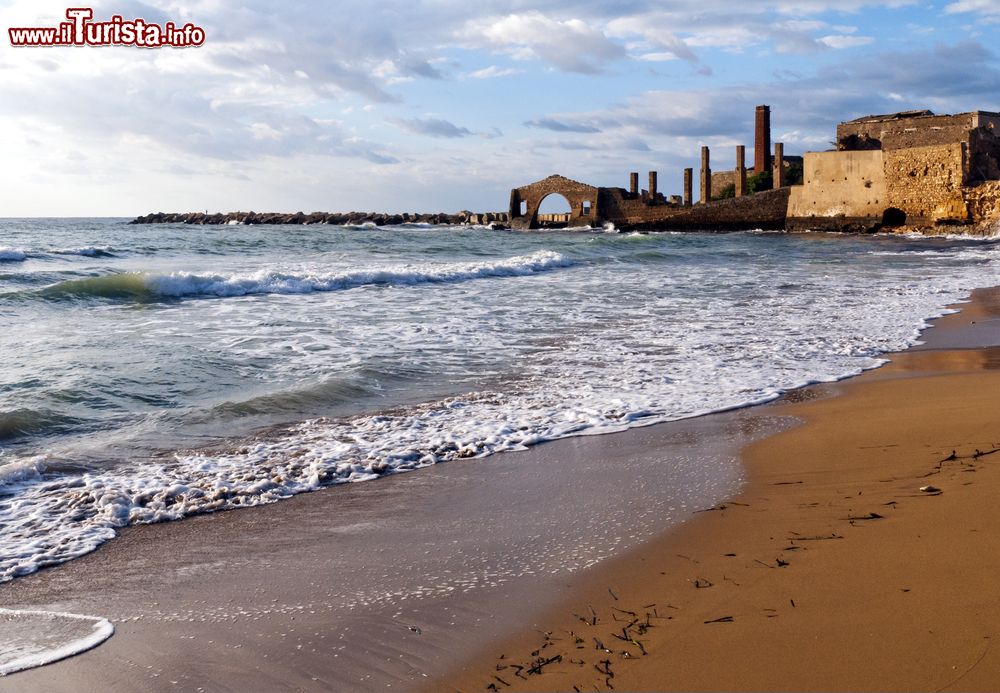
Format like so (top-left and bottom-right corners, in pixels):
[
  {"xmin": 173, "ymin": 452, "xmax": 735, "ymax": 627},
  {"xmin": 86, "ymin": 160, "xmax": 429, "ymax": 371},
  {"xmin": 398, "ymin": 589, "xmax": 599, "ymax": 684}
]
[
  {"xmin": 442, "ymin": 286, "xmax": 1000, "ymax": 692},
  {"xmin": 0, "ymin": 381, "xmax": 779, "ymax": 691},
  {"xmin": 3, "ymin": 288, "xmax": 1000, "ymax": 692}
]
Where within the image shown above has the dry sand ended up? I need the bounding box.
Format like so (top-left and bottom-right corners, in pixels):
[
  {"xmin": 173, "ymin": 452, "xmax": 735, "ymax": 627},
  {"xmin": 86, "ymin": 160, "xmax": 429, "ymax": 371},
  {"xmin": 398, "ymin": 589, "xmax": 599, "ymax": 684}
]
[
  {"xmin": 4, "ymin": 289, "xmax": 1000, "ymax": 692},
  {"xmin": 443, "ymin": 288, "xmax": 1000, "ymax": 692}
]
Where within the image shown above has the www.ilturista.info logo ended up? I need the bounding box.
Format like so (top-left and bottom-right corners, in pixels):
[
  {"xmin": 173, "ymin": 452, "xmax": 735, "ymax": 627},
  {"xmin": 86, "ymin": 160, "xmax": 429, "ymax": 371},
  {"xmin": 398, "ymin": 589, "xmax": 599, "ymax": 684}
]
[{"xmin": 8, "ymin": 8, "xmax": 205, "ymax": 47}]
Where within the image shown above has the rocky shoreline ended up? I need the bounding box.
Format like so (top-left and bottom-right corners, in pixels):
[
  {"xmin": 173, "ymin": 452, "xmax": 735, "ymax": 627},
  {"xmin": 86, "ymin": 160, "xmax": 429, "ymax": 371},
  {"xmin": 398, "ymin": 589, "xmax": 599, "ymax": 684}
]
[{"xmin": 130, "ymin": 210, "xmax": 511, "ymax": 227}]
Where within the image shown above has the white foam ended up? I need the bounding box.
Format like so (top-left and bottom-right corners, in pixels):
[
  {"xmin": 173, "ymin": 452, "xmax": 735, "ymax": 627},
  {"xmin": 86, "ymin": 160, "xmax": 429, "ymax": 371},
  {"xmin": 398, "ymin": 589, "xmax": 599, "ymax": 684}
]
[
  {"xmin": 2, "ymin": 233, "xmax": 1000, "ymax": 584},
  {"xmin": 0, "ymin": 248, "xmax": 27, "ymax": 262},
  {"xmin": 0, "ymin": 608, "xmax": 114, "ymax": 676},
  {"xmin": 0, "ymin": 456, "xmax": 47, "ymax": 488},
  {"xmin": 53, "ymin": 246, "xmax": 115, "ymax": 257},
  {"xmin": 143, "ymin": 250, "xmax": 573, "ymax": 298}
]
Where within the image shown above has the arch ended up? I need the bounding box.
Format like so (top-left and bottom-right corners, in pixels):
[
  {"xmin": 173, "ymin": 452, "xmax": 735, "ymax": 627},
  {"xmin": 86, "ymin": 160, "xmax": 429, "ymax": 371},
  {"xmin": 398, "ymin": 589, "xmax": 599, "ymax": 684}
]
[
  {"xmin": 509, "ymin": 174, "xmax": 600, "ymax": 229},
  {"xmin": 881, "ymin": 207, "xmax": 907, "ymax": 227},
  {"xmin": 536, "ymin": 193, "xmax": 573, "ymax": 227},
  {"xmin": 538, "ymin": 192, "xmax": 572, "ymax": 214}
]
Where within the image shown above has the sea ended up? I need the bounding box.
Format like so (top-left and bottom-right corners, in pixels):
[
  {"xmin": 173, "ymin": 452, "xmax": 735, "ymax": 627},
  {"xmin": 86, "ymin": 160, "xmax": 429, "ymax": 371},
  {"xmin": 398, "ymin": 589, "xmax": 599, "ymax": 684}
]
[{"xmin": 2, "ymin": 217, "xmax": 999, "ymax": 587}]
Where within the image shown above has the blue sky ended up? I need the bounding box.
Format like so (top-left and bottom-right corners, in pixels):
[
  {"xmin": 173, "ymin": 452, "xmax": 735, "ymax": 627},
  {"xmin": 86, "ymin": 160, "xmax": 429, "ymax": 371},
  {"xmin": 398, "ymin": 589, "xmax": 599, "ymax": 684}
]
[{"xmin": 1, "ymin": 0, "xmax": 999, "ymax": 215}]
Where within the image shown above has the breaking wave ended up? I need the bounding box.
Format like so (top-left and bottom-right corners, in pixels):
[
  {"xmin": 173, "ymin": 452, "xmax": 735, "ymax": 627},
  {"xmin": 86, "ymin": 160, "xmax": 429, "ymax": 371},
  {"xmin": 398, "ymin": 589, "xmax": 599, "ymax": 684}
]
[
  {"xmin": 0, "ymin": 248, "xmax": 27, "ymax": 262},
  {"xmin": 38, "ymin": 250, "xmax": 575, "ymax": 302}
]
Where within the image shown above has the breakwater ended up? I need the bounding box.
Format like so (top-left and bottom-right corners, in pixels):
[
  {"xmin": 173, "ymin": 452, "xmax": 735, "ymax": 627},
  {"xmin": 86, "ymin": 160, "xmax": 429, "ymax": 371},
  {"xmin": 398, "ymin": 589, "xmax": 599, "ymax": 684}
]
[{"xmin": 131, "ymin": 210, "xmax": 511, "ymax": 226}]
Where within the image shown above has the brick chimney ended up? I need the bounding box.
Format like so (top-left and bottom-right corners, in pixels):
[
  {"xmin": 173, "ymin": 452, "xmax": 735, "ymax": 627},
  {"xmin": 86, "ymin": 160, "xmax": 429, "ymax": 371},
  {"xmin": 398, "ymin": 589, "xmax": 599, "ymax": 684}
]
[{"xmin": 754, "ymin": 105, "xmax": 771, "ymax": 174}]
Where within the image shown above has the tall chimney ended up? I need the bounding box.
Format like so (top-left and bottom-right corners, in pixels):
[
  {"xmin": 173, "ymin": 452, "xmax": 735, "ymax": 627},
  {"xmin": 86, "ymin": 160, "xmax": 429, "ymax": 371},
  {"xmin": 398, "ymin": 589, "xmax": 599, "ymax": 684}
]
[
  {"xmin": 754, "ymin": 105, "xmax": 771, "ymax": 174},
  {"xmin": 629, "ymin": 172, "xmax": 639, "ymax": 195},
  {"xmin": 735, "ymin": 145, "xmax": 746, "ymax": 197},
  {"xmin": 700, "ymin": 146, "xmax": 712, "ymax": 204},
  {"xmin": 648, "ymin": 171, "xmax": 658, "ymax": 200}
]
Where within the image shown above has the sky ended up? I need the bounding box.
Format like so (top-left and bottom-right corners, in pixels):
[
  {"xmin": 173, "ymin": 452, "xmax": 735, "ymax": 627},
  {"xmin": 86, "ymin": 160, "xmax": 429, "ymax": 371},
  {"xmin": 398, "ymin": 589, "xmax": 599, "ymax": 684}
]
[{"xmin": 1, "ymin": 0, "xmax": 999, "ymax": 216}]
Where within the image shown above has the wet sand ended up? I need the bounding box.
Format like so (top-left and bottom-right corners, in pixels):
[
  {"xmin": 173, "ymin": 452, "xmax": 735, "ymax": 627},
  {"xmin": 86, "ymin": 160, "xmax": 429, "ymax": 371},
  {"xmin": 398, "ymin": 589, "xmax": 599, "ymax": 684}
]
[
  {"xmin": 5, "ymin": 289, "xmax": 1000, "ymax": 692},
  {"xmin": 442, "ymin": 287, "xmax": 1000, "ymax": 692},
  {"xmin": 0, "ymin": 390, "xmax": 784, "ymax": 691}
]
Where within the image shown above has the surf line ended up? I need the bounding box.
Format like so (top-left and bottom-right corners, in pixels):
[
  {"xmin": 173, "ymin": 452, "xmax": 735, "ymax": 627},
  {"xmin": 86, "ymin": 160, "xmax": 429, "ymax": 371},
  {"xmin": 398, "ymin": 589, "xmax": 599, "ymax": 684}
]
[{"xmin": 0, "ymin": 608, "xmax": 115, "ymax": 676}]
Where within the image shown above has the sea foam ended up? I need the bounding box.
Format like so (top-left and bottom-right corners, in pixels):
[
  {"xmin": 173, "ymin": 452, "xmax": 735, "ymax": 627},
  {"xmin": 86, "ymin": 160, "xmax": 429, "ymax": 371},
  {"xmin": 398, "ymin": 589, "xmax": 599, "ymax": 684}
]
[
  {"xmin": 39, "ymin": 250, "xmax": 574, "ymax": 301},
  {"xmin": 3, "ymin": 225, "xmax": 1000, "ymax": 586},
  {"xmin": 0, "ymin": 609, "xmax": 114, "ymax": 676}
]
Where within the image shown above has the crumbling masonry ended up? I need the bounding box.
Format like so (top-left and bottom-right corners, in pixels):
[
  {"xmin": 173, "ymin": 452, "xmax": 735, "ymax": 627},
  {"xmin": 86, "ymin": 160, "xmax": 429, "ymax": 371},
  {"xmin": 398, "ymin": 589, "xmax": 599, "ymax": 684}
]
[{"xmin": 509, "ymin": 105, "xmax": 1000, "ymax": 234}]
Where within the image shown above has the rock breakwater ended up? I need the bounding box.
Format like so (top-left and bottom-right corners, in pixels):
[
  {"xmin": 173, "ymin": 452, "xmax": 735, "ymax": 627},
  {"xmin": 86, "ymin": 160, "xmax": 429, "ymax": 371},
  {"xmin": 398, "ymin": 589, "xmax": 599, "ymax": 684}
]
[{"xmin": 130, "ymin": 211, "xmax": 511, "ymax": 227}]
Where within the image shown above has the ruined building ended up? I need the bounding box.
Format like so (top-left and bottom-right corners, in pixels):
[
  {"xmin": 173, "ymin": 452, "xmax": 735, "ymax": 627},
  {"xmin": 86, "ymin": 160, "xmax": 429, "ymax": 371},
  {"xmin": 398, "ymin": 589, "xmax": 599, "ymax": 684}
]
[
  {"xmin": 509, "ymin": 106, "xmax": 1000, "ymax": 234},
  {"xmin": 508, "ymin": 105, "xmax": 793, "ymax": 231},
  {"xmin": 787, "ymin": 110, "xmax": 1000, "ymax": 231}
]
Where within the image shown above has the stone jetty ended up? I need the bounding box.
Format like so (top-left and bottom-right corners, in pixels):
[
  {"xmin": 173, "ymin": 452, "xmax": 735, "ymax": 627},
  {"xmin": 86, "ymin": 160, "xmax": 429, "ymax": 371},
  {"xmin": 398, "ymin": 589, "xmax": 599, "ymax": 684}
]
[{"xmin": 130, "ymin": 210, "xmax": 511, "ymax": 227}]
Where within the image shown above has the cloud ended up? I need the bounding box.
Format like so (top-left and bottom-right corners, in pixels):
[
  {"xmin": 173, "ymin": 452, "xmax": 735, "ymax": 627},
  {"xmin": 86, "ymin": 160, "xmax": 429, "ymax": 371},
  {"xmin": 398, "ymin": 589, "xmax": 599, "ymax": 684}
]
[
  {"xmin": 945, "ymin": 0, "xmax": 1000, "ymax": 19},
  {"xmin": 391, "ymin": 117, "xmax": 474, "ymax": 138},
  {"xmin": 0, "ymin": 0, "xmax": 988, "ymax": 215},
  {"xmin": 525, "ymin": 118, "xmax": 602, "ymax": 133},
  {"xmin": 464, "ymin": 11, "xmax": 626, "ymax": 73},
  {"xmin": 817, "ymin": 35, "xmax": 875, "ymax": 48},
  {"xmin": 511, "ymin": 37, "xmax": 1000, "ymax": 182},
  {"xmin": 465, "ymin": 65, "xmax": 523, "ymax": 79}
]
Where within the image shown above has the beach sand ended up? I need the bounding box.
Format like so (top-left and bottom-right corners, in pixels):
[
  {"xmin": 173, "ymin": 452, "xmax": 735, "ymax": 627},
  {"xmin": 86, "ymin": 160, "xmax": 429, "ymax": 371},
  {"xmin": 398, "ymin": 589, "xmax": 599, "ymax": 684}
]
[
  {"xmin": 4, "ymin": 289, "xmax": 1000, "ymax": 692},
  {"xmin": 442, "ymin": 287, "xmax": 1000, "ymax": 692},
  {"xmin": 0, "ymin": 385, "xmax": 780, "ymax": 691}
]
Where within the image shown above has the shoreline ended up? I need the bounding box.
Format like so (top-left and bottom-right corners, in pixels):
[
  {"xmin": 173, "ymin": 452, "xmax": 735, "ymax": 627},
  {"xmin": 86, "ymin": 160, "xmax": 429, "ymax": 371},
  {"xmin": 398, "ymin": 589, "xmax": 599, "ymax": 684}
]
[
  {"xmin": 0, "ymin": 386, "xmax": 786, "ymax": 690},
  {"xmin": 2, "ymin": 289, "xmax": 1000, "ymax": 690},
  {"xmin": 440, "ymin": 286, "xmax": 1000, "ymax": 692}
]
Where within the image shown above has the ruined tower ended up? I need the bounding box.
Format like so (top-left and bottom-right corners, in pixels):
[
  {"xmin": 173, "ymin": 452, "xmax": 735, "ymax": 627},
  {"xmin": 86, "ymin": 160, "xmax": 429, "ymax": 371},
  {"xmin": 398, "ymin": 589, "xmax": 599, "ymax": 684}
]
[{"xmin": 754, "ymin": 105, "xmax": 771, "ymax": 174}]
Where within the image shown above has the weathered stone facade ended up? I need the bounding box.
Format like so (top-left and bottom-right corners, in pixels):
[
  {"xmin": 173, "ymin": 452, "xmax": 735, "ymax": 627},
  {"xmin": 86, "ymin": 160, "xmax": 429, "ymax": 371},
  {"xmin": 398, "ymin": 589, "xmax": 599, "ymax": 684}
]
[
  {"xmin": 964, "ymin": 180, "xmax": 1000, "ymax": 233},
  {"xmin": 790, "ymin": 109, "xmax": 1000, "ymax": 232},
  {"xmin": 710, "ymin": 170, "xmax": 736, "ymax": 193},
  {"xmin": 506, "ymin": 169, "xmax": 788, "ymax": 231},
  {"xmin": 838, "ymin": 110, "xmax": 1000, "ymax": 185},
  {"xmin": 883, "ymin": 143, "xmax": 968, "ymax": 223},
  {"xmin": 788, "ymin": 150, "xmax": 887, "ymax": 221},
  {"xmin": 508, "ymin": 174, "xmax": 599, "ymax": 229},
  {"xmin": 625, "ymin": 188, "xmax": 791, "ymax": 232}
]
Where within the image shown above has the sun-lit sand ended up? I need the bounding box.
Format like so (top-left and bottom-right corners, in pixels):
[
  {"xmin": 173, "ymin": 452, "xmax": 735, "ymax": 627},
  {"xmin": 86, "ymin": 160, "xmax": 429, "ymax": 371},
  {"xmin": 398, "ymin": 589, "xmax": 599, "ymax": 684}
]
[{"xmin": 443, "ymin": 287, "xmax": 1000, "ymax": 692}]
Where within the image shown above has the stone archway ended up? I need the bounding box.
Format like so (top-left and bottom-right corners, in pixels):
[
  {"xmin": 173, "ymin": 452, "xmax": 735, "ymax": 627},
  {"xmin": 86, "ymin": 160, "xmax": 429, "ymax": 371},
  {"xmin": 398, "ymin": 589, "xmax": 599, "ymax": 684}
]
[{"xmin": 509, "ymin": 174, "xmax": 600, "ymax": 229}]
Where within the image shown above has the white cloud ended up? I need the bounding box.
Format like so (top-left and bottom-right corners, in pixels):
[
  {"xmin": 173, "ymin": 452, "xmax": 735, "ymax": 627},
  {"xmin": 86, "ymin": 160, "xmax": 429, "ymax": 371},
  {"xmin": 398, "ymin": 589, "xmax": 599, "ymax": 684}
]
[
  {"xmin": 465, "ymin": 65, "xmax": 523, "ymax": 79},
  {"xmin": 390, "ymin": 117, "xmax": 473, "ymax": 138},
  {"xmin": 0, "ymin": 0, "xmax": 985, "ymax": 214},
  {"xmin": 463, "ymin": 11, "xmax": 625, "ymax": 73},
  {"xmin": 945, "ymin": 0, "xmax": 1000, "ymax": 16},
  {"xmin": 818, "ymin": 34, "xmax": 875, "ymax": 48}
]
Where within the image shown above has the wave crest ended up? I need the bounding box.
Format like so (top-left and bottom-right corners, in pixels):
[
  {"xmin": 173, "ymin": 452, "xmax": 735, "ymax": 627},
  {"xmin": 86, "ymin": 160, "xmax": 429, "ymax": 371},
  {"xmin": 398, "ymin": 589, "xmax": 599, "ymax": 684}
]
[
  {"xmin": 0, "ymin": 248, "xmax": 27, "ymax": 262},
  {"xmin": 41, "ymin": 250, "xmax": 574, "ymax": 302}
]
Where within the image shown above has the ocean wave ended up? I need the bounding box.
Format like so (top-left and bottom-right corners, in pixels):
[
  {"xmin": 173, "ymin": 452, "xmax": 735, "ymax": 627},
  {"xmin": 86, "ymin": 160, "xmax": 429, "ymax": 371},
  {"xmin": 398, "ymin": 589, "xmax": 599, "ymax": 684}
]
[
  {"xmin": 0, "ymin": 456, "xmax": 48, "ymax": 490},
  {"xmin": 52, "ymin": 246, "xmax": 117, "ymax": 258},
  {"xmin": 39, "ymin": 250, "xmax": 575, "ymax": 302},
  {"xmin": 0, "ymin": 248, "xmax": 27, "ymax": 262},
  {"xmin": 0, "ymin": 608, "xmax": 114, "ymax": 676},
  {"xmin": 0, "ymin": 408, "xmax": 87, "ymax": 442}
]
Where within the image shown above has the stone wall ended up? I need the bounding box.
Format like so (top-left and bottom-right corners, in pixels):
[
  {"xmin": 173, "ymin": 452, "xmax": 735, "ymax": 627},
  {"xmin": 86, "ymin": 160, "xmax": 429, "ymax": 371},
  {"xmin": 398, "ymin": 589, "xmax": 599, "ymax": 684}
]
[
  {"xmin": 883, "ymin": 143, "xmax": 968, "ymax": 223},
  {"xmin": 971, "ymin": 127, "xmax": 1000, "ymax": 181},
  {"xmin": 597, "ymin": 188, "xmax": 679, "ymax": 225},
  {"xmin": 837, "ymin": 113, "xmax": 978, "ymax": 151},
  {"xmin": 623, "ymin": 188, "xmax": 791, "ymax": 231},
  {"xmin": 964, "ymin": 180, "xmax": 1000, "ymax": 233},
  {"xmin": 509, "ymin": 174, "xmax": 599, "ymax": 229},
  {"xmin": 711, "ymin": 170, "xmax": 736, "ymax": 193},
  {"xmin": 787, "ymin": 150, "xmax": 887, "ymax": 219}
]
